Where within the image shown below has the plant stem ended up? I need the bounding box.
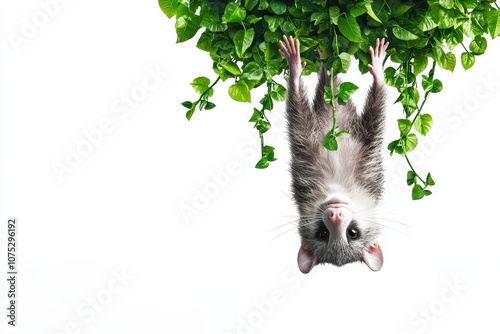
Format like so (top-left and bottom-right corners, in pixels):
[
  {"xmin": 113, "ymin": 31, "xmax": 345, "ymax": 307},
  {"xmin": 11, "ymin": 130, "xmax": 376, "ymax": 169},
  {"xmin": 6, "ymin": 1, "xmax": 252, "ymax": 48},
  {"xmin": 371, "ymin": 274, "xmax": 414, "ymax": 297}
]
[
  {"xmin": 410, "ymin": 61, "xmax": 436, "ymax": 128},
  {"xmin": 258, "ymin": 83, "xmax": 274, "ymax": 157},
  {"xmin": 198, "ymin": 76, "xmax": 221, "ymax": 104},
  {"xmin": 404, "ymin": 153, "xmax": 425, "ymax": 184},
  {"xmin": 401, "ymin": 59, "xmax": 436, "ymax": 188},
  {"xmin": 460, "ymin": 41, "xmax": 470, "ymax": 53}
]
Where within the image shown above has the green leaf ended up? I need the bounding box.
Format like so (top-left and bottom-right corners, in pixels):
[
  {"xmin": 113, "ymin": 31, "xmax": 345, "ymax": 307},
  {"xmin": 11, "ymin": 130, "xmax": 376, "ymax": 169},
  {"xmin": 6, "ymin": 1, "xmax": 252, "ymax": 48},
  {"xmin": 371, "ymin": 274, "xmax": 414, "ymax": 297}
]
[
  {"xmin": 204, "ymin": 102, "xmax": 216, "ymax": 110},
  {"xmin": 265, "ymin": 59, "xmax": 282, "ymax": 78},
  {"xmin": 233, "ymin": 28, "xmax": 255, "ymax": 58},
  {"xmin": 243, "ymin": 62, "xmax": 263, "ymax": 81},
  {"xmin": 470, "ymin": 35, "xmax": 487, "ymax": 54},
  {"xmin": 422, "ymin": 75, "xmax": 432, "ymax": 93},
  {"xmin": 270, "ymin": 83, "xmax": 286, "ymax": 101},
  {"xmin": 339, "ymin": 52, "xmax": 351, "ymax": 73},
  {"xmin": 191, "ymin": 77, "xmax": 210, "ymax": 95},
  {"xmin": 181, "ymin": 101, "xmax": 193, "ymax": 109},
  {"xmin": 388, "ymin": 139, "xmax": 404, "ymax": 155},
  {"xmin": 322, "ymin": 132, "xmax": 338, "ymax": 151},
  {"xmin": 222, "ymin": 2, "xmax": 246, "ymax": 23},
  {"xmin": 159, "ymin": 0, "xmax": 177, "ymax": 18},
  {"xmin": 365, "ymin": 3, "xmax": 382, "ymax": 23},
  {"xmin": 196, "ymin": 31, "xmax": 216, "ymax": 52},
  {"xmin": 393, "ymin": 26, "xmax": 419, "ymax": 41},
  {"xmin": 426, "ymin": 173, "xmax": 436, "ymax": 186},
  {"xmin": 186, "ymin": 107, "xmax": 196, "ymax": 121},
  {"xmin": 438, "ymin": 0, "xmax": 455, "ymax": 9},
  {"xmin": 412, "ymin": 184, "xmax": 425, "ymax": 200},
  {"xmin": 228, "ymin": 81, "xmax": 251, "ymax": 102},
  {"xmin": 329, "ymin": 6, "xmax": 340, "ymax": 24},
  {"xmin": 256, "ymin": 119, "xmax": 271, "ymax": 133},
  {"xmin": 393, "ymin": 3, "xmax": 414, "ymax": 17},
  {"xmin": 244, "ymin": 0, "xmax": 259, "ymax": 10},
  {"xmin": 201, "ymin": 10, "xmax": 227, "ymax": 32},
  {"xmin": 396, "ymin": 87, "xmax": 420, "ymax": 116},
  {"xmin": 249, "ymin": 108, "xmax": 261, "ymax": 122},
  {"xmin": 260, "ymin": 94, "xmax": 273, "ymax": 111},
  {"xmin": 445, "ymin": 52, "xmax": 456, "ymax": 72},
  {"xmin": 422, "ymin": 76, "xmax": 441, "ymax": 94},
  {"xmin": 280, "ymin": 21, "xmax": 296, "ymax": 34},
  {"xmin": 407, "ymin": 170, "xmax": 417, "ymax": 186},
  {"xmin": 336, "ymin": 130, "xmax": 350, "ymax": 138},
  {"xmin": 336, "ymin": 82, "xmax": 359, "ymax": 105},
  {"xmin": 384, "ymin": 67, "xmax": 397, "ymax": 86},
  {"xmin": 264, "ymin": 15, "xmax": 285, "ymax": 32},
  {"xmin": 219, "ymin": 60, "xmax": 241, "ymax": 75},
  {"xmin": 255, "ymin": 157, "xmax": 269, "ymax": 169},
  {"xmin": 419, "ymin": 12, "xmax": 438, "ymax": 31},
  {"xmin": 262, "ymin": 145, "xmax": 276, "ymax": 161},
  {"xmin": 338, "ymin": 16, "xmax": 364, "ymax": 43},
  {"xmin": 461, "ymin": 52, "xmax": 475, "ymax": 70},
  {"xmin": 258, "ymin": 0, "xmax": 269, "ymax": 10},
  {"xmin": 398, "ymin": 119, "xmax": 412, "ymax": 135},
  {"xmin": 431, "ymin": 79, "xmax": 443, "ymax": 93},
  {"xmin": 405, "ymin": 133, "xmax": 418, "ymax": 152},
  {"xmin": 246, "ymin": 14, "xmax": 262, "ymax": 24},
  {"xmin": 486, "ymin": 10, "xmax": 500, "ymax": 39},
  {"xmin": 446, "ymin": 28, "xmax": 463, "ymax": 50},
  {"xmin": 269, "ymin": 0, "xmax": 286, "ymax": 15},
  {"xmin": 175, "ymin": 13, "xmax": 202, "ymax": 43},
  {"xmin": 348, "ymin": 3, "xmax": 367, "ymax": 17},
  {"xmin": 433, "ymin": 47, "xmax": 456, "ymax": 71},
  {"xmin": 462, "ymin": 0, "xmax": 478, "ymax": 9},
  {"xmin": 432, "ymin": 46, "xmax": 445, "ymax": 68},
  {"xmin": 255, "ymin": 145, "xmax": 277, "ymax": 168},
  {"xmin": 414, "ymin": 114, "xmax": 433, "ymax": 135},
  {"xmin": 311, "ymin": 12, "xmax": 329, "ymax": 25}
]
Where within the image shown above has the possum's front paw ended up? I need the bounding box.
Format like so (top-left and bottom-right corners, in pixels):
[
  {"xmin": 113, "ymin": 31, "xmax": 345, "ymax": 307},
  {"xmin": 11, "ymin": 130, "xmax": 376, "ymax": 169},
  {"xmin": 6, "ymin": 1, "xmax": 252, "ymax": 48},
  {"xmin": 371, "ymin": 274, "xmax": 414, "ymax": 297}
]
[
  {"xmin": 278, "ymin": 35, "xmax": 306, "ymax": 80},
  {"xmin": 368, "ymin": 38, "xmax": 389, "ymax": 86}
]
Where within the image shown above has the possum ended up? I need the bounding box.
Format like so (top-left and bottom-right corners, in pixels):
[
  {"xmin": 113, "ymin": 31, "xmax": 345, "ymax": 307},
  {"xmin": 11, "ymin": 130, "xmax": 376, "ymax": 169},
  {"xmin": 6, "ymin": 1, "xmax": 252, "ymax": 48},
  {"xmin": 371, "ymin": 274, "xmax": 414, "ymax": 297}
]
[{"xmin": 278, "ymin": 36, "xmax": 389, "ymax": 274}]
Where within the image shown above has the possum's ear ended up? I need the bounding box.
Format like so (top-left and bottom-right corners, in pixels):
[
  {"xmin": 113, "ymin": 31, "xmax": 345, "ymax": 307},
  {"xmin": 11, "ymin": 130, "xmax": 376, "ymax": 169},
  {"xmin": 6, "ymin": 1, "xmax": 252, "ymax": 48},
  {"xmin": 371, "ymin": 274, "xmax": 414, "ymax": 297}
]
[
  {"xmin": 298, "ymin": 243, "xmax": 316, "ymax": 274},
  {"xmin": 362, "ymin": 242, "xmax": 384, "ymax": 271}
]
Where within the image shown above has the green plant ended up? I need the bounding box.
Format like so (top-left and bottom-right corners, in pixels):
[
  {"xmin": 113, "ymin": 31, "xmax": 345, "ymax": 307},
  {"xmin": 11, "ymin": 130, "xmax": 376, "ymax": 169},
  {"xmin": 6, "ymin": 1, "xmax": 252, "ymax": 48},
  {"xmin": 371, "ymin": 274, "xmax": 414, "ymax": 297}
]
[{"xmin": 159, "ymin": 0, "xmax": 500, "ymax": 199}]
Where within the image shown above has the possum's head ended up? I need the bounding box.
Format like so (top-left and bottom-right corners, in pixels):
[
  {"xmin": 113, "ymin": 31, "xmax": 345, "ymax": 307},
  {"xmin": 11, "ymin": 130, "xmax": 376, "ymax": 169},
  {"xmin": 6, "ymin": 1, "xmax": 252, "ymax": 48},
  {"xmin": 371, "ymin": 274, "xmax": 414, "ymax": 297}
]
[{"xmin": 296, "ymin": 192, "xmax": 383, "ymax": 274}]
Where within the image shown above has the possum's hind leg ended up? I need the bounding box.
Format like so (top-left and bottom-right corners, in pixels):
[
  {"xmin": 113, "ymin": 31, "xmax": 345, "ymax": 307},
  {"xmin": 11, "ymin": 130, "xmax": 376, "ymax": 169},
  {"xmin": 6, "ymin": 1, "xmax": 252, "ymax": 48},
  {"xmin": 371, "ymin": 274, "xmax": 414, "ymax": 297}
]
[
  {"xmin": 356, "ymin": 38, "xmax": 389, "ymax": 201},
  {"xmin": 278, "ymin": 36, "xmax": 316, "ymax": 153},
  {"xmin": 358, "ymin": 38, "xmax": 389, "ymax": 147},
  {"xmin": 278, "ymin": 36, "xmax": 306, "ymax": 97}
]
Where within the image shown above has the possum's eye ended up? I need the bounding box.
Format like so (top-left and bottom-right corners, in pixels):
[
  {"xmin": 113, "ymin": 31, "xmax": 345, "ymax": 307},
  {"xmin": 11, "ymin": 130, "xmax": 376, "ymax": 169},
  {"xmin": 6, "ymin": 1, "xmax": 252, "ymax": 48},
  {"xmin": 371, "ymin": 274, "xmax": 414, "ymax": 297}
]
[
  {"xmin": 347, "ymin": 228, "xmax": 359, "ymax": 240},
  {"xmin": 315, "ymin": 227, "xmax": 329, "ymax": 241}
]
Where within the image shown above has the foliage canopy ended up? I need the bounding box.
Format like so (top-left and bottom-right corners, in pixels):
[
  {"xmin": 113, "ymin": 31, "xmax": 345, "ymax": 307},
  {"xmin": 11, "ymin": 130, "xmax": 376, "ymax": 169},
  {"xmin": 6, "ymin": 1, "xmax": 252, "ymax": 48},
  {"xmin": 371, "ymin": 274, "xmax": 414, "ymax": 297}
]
[{"xmin": 159, "ymin": 0, "xmax": 500, "ymax": 199}]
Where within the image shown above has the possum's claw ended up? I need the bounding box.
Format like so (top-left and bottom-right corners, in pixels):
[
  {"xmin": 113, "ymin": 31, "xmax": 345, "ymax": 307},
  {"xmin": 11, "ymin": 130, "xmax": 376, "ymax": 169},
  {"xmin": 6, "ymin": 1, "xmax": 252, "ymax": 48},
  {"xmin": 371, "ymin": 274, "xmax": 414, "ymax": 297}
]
[
  {"xmin": 279, "ymin": 35, "xmax": 306, "ymax": 83},
  {"xmin": 367, "ymin": 38, "xmax": 389, "ymax": 86}
]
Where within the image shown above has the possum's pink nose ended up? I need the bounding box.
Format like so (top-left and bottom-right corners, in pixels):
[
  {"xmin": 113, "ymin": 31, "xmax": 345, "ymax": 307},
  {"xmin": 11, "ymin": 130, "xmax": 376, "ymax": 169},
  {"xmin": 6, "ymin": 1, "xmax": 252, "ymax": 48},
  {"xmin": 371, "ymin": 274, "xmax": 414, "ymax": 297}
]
[{"xmin": 328, "ymin": 210, "xmax": 343, "ymax": 225}]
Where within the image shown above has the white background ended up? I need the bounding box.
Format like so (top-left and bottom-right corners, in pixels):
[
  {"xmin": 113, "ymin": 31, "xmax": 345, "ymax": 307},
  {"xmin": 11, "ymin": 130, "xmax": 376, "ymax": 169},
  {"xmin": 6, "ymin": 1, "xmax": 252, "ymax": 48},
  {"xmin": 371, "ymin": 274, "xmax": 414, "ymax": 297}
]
[{"xmin": 1, "ymin": 1, "xmax": 499, "ymax": 333}]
